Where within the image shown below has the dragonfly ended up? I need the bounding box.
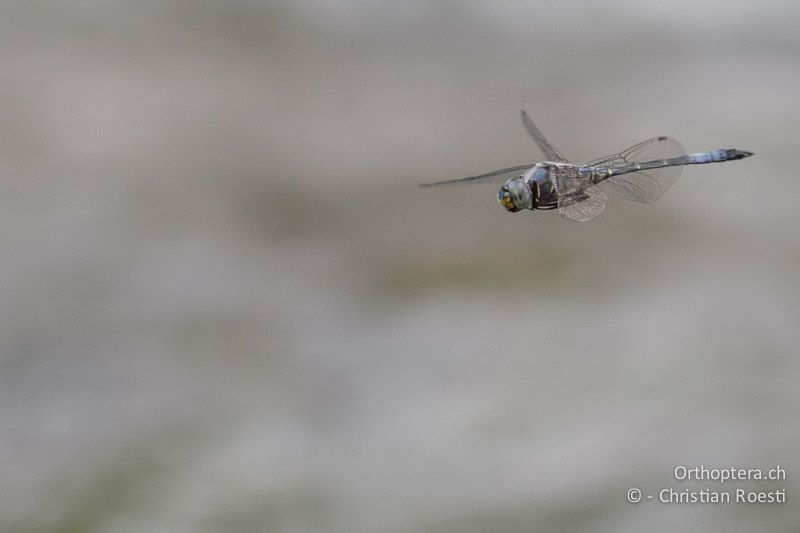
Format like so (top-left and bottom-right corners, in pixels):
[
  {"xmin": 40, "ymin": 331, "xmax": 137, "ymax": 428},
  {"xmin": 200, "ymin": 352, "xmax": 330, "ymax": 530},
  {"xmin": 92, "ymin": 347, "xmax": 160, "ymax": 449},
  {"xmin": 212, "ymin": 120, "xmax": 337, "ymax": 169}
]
[{"xmin": 420, "ymin": 111, "xmax": 753, "ymax": 222}]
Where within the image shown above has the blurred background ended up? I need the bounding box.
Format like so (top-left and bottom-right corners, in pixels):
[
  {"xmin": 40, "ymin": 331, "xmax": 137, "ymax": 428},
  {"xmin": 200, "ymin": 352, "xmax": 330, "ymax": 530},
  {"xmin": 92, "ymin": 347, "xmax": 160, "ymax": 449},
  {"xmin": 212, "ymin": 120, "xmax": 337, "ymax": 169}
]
[{"xmin": 1, "ymin": 1, "xmax": 799, "ymax": 531}]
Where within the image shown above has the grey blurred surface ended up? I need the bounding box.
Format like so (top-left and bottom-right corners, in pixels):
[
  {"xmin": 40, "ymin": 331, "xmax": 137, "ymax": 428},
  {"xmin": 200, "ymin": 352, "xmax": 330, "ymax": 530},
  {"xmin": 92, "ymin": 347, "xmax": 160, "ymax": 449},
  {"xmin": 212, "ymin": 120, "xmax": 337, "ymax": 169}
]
[{"xmin": 1, "ymin": 1, "xmax": 799, "ymax": 531}]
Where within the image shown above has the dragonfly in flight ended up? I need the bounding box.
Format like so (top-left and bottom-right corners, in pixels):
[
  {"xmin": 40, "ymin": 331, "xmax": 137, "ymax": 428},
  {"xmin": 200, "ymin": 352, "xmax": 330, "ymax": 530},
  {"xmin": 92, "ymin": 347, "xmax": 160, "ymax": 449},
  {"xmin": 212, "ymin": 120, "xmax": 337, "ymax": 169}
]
[{"xmin": 420, "ymin": 111, "xmax": 753, "ymax": 221}]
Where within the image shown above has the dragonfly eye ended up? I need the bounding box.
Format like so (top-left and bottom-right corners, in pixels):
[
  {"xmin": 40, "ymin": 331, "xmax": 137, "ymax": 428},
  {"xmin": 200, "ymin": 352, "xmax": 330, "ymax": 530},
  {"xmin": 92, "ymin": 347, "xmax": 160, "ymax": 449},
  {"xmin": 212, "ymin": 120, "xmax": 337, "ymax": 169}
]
[
  {"xmin": 497, "ymin": 187, "xmax": 517, "ymax": 212},
  {"xmin": 498, "ymin": 179, "xmax": 531, "ymax": 212},
  {"xmin": 507, "ymin": 179, "xmax": 532, "ymax": 210}
]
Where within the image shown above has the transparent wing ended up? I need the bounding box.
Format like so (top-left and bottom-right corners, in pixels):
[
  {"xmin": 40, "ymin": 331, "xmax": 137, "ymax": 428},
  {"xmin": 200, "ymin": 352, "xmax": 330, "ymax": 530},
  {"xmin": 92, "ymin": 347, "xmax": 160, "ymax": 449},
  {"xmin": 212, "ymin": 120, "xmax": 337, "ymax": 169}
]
[
  {"xmin": 521, "ymin": 110, "xmax": 568, "ymax": 163},
  {"xmin": 418, "ymin": 164, "xmax": 532, "ymax": 188},
  {"xmin": 584, "ymin": 136, "xmax": 685, "ymax": 203},
  {"xmin": 552, "ymin": 168, "xmax": 607, "ymax": 222}
]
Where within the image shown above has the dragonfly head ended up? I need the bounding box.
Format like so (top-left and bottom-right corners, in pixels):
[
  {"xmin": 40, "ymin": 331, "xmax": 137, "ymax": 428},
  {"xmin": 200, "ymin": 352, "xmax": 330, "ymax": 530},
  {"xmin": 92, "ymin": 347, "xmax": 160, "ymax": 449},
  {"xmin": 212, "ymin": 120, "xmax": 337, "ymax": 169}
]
[{"xmin": 498, "ymin": 177, "xmax": 532, "ymax": 212}]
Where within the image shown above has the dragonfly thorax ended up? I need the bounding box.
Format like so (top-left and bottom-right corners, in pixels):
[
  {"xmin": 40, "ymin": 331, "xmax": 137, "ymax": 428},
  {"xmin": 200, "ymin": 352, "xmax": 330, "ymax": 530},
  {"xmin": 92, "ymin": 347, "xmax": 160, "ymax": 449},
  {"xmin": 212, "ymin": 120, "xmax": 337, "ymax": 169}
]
[{"xmin": 498, "ymin": 163, "xmax": 562, "ymax": 212}]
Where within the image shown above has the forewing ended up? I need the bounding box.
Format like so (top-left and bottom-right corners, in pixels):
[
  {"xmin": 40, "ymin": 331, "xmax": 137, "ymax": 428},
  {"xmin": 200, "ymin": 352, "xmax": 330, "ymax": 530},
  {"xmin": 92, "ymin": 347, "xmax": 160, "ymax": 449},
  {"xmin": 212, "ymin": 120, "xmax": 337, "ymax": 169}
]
[
  {"xmin": 520, "ymin": 110, "xmax": 568, "ymax": 163},
  {"xmin": 419, "ymin": 164, "xmax": 532, "ymax": 188},
  {"xmin": 552, "ymin": 167, "xmax": 607, "ymax": 222},
  {"xmin": 585, "ymin": 136, "xmax": 686, "ymax": 203}
]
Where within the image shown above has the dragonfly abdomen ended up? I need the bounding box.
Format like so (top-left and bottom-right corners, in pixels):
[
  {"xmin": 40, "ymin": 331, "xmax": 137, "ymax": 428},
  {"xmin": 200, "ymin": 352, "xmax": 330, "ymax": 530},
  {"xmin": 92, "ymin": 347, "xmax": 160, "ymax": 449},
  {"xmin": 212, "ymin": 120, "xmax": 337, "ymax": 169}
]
[
  {"xmin": 589, "ymin": 148, "xmax": 753, "ymax": 182},
  {"xmin": 688, "ymin": 149, "xmax": 753, "ymax": 163}
]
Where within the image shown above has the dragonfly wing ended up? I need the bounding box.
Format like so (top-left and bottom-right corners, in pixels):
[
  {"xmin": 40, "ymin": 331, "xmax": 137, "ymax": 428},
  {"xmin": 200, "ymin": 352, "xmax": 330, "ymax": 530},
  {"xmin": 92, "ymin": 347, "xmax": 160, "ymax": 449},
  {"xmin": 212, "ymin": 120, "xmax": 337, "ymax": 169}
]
[
  {"xmin": 419, "ymin": 164, "xmax": 533, "ymax": 188},
  {"xmin": 559, "ymin": 187, "xmax": 607, "ymax": 222},
  {"xmin": 552, "ymin": 167, "xmax": 607, "ymax": 222},
  {"xmin": 521, "ymin": 110, "xmax": 568, "ymax": 163},
  {"xmin": 585, "ymin": 136, "xmax": 686, "ymax": 203},
  {"xmin": 603, "ymin": 169, "xmax": 678, "ymax": 203}
]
